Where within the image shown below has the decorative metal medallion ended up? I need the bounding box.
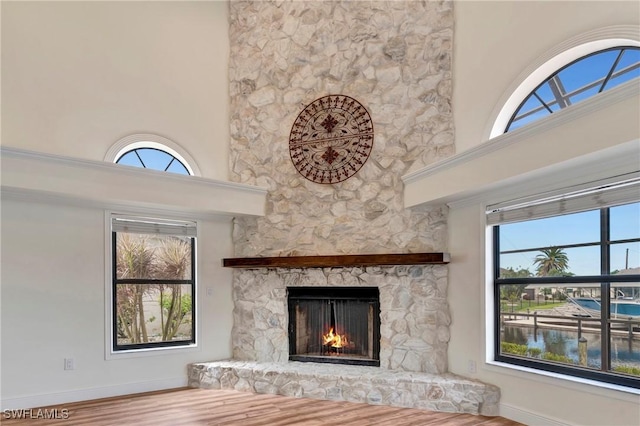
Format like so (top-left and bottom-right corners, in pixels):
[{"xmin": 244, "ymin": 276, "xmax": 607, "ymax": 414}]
[{"xmin": 289, "ymin": 95, "xmax": 374, "ymax": 184}]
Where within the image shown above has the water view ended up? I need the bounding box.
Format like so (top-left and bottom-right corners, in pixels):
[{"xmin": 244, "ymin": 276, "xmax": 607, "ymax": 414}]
[{"xmin": 503, "ymin": 325, "xmax": 640, "ymax": 370}]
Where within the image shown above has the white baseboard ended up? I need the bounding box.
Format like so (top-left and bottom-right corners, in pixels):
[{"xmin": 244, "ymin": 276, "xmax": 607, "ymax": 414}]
[
  {"xmin": 500, "ymin": 403, "xmax": 569, "ymax": 426},
  {"xmin": 1, "ymin": 377, "xmax": 188, "ymax": 410}
]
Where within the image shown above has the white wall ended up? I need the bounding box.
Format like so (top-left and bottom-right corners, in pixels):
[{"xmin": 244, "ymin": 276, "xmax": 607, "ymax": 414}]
[
  {"xmin": 0, "ymin": 198, "xmax": 235, "ymax": 407},
  {"xmin": 1, "ymin": 1, "xmax": 236, "ymax": 408},
  {"xmin": 449, "ymin": 2, "xmax": 640, "ymax": 425},
  {"xmin": 1, "ymin": 1, "xmax": 230, "ymax": 180}
]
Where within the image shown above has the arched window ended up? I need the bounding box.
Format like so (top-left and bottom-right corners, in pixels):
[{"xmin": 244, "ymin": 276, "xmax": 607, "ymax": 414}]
[
  {"xmin": 105, "ymin": 134, "xmax": 200, "ymax": 176},
  {"xmin": 488, "ymin": 27, "xmax": 640, "ymax": 139},
  {"xmin": 505, "ymin": 47, "xmax": 640, "ymax": 133},
  {"xmin": 116, "ymin": 147, "xmax": 190, "ymax": 175}
]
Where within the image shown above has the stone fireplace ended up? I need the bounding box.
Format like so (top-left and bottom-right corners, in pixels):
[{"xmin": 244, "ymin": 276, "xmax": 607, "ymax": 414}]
[
  {"xmin": 189, "ymin": 254, "xmax": 501, "ymax": 416},
  {"xmin": 288, "ymin": 286, "xmax": 381, "ymax": 367},
  {"xmin": 225, "ymin": 3, "xmax": 454, "ymax": 374},
  {"xmin": 188, "ymin": 0, "xmax": 501, "ymax": 417},
  {"xmin": 230, "ymin": 261, "xmax": 449, "ymax": 374},
  {"xmin": 225, "ymin": 2, "xmax": 454, "ymax": 374}
]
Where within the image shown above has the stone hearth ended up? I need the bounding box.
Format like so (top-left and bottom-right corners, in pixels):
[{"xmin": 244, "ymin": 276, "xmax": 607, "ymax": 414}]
[
  {"xmin": 186, "ymin": 262, "xmax": 503, "ymax": 415},
  {"xmin": 188, "ymin": 361, "xmax": 500, "ymax": 416}
]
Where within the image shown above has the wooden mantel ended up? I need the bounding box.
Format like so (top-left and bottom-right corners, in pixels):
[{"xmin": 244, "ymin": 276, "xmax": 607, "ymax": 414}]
[{"xmin": 222, "ymin": 252, "xmax": 450, "ymax": 269}]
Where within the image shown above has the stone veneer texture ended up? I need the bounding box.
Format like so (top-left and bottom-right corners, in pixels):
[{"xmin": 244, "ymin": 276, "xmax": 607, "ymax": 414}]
[
  {"xmin": 189, "ymin": 361, "xmax": 500, "ymax": 416},
  {"xmin": 228, "ymin": 0, "xmax": 453, "ymax": 256},
  {"xmin": 227, "ymin": 1, "xmax": 455, "ymax": 374}
]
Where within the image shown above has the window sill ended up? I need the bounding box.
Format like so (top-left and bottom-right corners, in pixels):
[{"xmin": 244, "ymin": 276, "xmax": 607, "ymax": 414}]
[
  {"xmin": 485, "ymin": 360, "xmax": 640, "ymax": 401},
  {"xmin": 106, "ymin": 344, "xmax": 199, "ymax": 360}
]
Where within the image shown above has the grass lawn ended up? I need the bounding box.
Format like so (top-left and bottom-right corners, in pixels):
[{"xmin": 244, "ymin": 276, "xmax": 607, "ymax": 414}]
[{"xmin": 502, "ymin": 301, "xmax": 567, "ymax": 313}]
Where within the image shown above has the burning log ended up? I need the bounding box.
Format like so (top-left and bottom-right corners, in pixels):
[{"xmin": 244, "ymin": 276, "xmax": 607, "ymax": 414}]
[{"xmin": 323, "ymin": 327, "xmax": 348, "ymax": 349}]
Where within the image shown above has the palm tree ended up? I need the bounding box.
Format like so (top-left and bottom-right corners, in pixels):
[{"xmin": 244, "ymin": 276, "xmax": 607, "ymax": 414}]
[
  {"xmin": 116, "ymin": 233, "xmax": 156, "ymax": 343},
  {"xmin": 155, "ymin": 237, "xmax": 192, "ymax": 341},
  {"xmin": 533, "ymin": 247, "xmax": 569, "ymax": 276}
]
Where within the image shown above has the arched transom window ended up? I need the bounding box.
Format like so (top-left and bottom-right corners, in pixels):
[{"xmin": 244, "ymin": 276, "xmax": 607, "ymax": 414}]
[
  {"xmin": 505, "ymin": 46, "xmax": 640, "ymax": 133},
  {"xmin": 116, "ymin": 147, "xmax": 190, "ymax": 175},
  {"xmin": 105, "ymin": 134, "xmax": 200, "ymax": 176}
]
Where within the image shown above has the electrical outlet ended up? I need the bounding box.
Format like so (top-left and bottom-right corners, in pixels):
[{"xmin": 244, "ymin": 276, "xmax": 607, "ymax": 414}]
[
  {"xmin": 207, "ymin": 287, "xmax": 214, "ymax": 297},
  {"xmin": 467, "ymin": 359, "xmax": 476, "ymax": 374},
  {"xmin": 64, "ymin": 358, "xmax": 75, "ymax": 370}
]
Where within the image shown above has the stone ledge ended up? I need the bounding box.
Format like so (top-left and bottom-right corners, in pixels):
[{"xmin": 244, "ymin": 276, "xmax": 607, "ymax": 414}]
[{"xmin": 188, "ymin": 360, "xmax": 500, "ymax": 416}]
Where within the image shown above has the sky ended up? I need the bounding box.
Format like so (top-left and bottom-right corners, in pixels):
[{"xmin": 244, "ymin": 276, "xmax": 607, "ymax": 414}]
[
  {"xmin": 117, "ymin": 148, "xmax": 190, "ymax": 175},
  {"xmin": 499, "ymin": 203, "xmax": 640, "ymax": 276},
  {"xmin": 507, "ymin": 47, "xmax": 639, "ymax": 131}
]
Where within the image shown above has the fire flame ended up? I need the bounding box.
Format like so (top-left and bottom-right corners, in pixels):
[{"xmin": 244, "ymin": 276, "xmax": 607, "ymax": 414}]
[{"xmin": 323, "ymin": 327, "xmax": 348, "ymax": 349}]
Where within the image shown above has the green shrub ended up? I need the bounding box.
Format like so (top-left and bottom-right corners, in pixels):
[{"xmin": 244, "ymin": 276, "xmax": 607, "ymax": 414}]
[
  {"xmin": 501, "ymin": 342, "xmax": 542, "ymax": 358},
  {"xmin": 542, "ymin": 352, "xmax": 574, "ymax": 364},
  {"xmin": 528, "ymin": 347, "xmax": 542, "ymax": 357},
  {"xmin": 613, "ymin": 365, "xmax": 640, "ymax": 376},
  {"xmin": 501, "ymin": 342, "xmax": 528, "ymax": 356}
]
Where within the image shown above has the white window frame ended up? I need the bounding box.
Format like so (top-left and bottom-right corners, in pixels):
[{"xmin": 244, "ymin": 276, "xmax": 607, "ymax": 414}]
[
  {"xmin": 487, "ymin": 177, "xmax": 640, "ymax": 389},
  {"xmin": 104, "ymin": 210, "xmax": 201, "ymax": 360}
]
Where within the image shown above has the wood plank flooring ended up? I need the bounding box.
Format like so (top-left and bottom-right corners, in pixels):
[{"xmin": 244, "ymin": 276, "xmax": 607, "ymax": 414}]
[{"xmin": 1, "ymin": 387, "xmax": 524, "ymax": 425}]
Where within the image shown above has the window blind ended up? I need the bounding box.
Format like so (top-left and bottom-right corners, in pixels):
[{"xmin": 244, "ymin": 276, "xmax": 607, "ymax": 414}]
[
  {"xmin": 111, "ymin": 215, "xmax": 197, "ymax": 237},
  {"xmin": 486, "ymin": 172, "xmax": 640, "ymax": 225}
]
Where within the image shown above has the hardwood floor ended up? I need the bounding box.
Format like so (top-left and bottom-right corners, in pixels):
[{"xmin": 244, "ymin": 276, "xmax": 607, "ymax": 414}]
[{"xmin": 1, "ymin": 388, "xmax": 523, "ymax": 425}]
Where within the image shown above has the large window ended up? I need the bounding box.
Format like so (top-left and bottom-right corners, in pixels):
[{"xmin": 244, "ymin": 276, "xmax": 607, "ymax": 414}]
[
  {"xmin": 491, "ymin": 177, "xmax": 640, "ymax": 388},
  {"xmin": 111, "ymin": 216, "xmax": 196, "ymax": 351}
]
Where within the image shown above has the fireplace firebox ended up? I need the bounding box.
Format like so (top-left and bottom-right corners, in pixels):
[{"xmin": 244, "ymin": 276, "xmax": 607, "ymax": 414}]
[{"xmin": 287, "ymin": 287, "xmax": 380, "ymax": 366}]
